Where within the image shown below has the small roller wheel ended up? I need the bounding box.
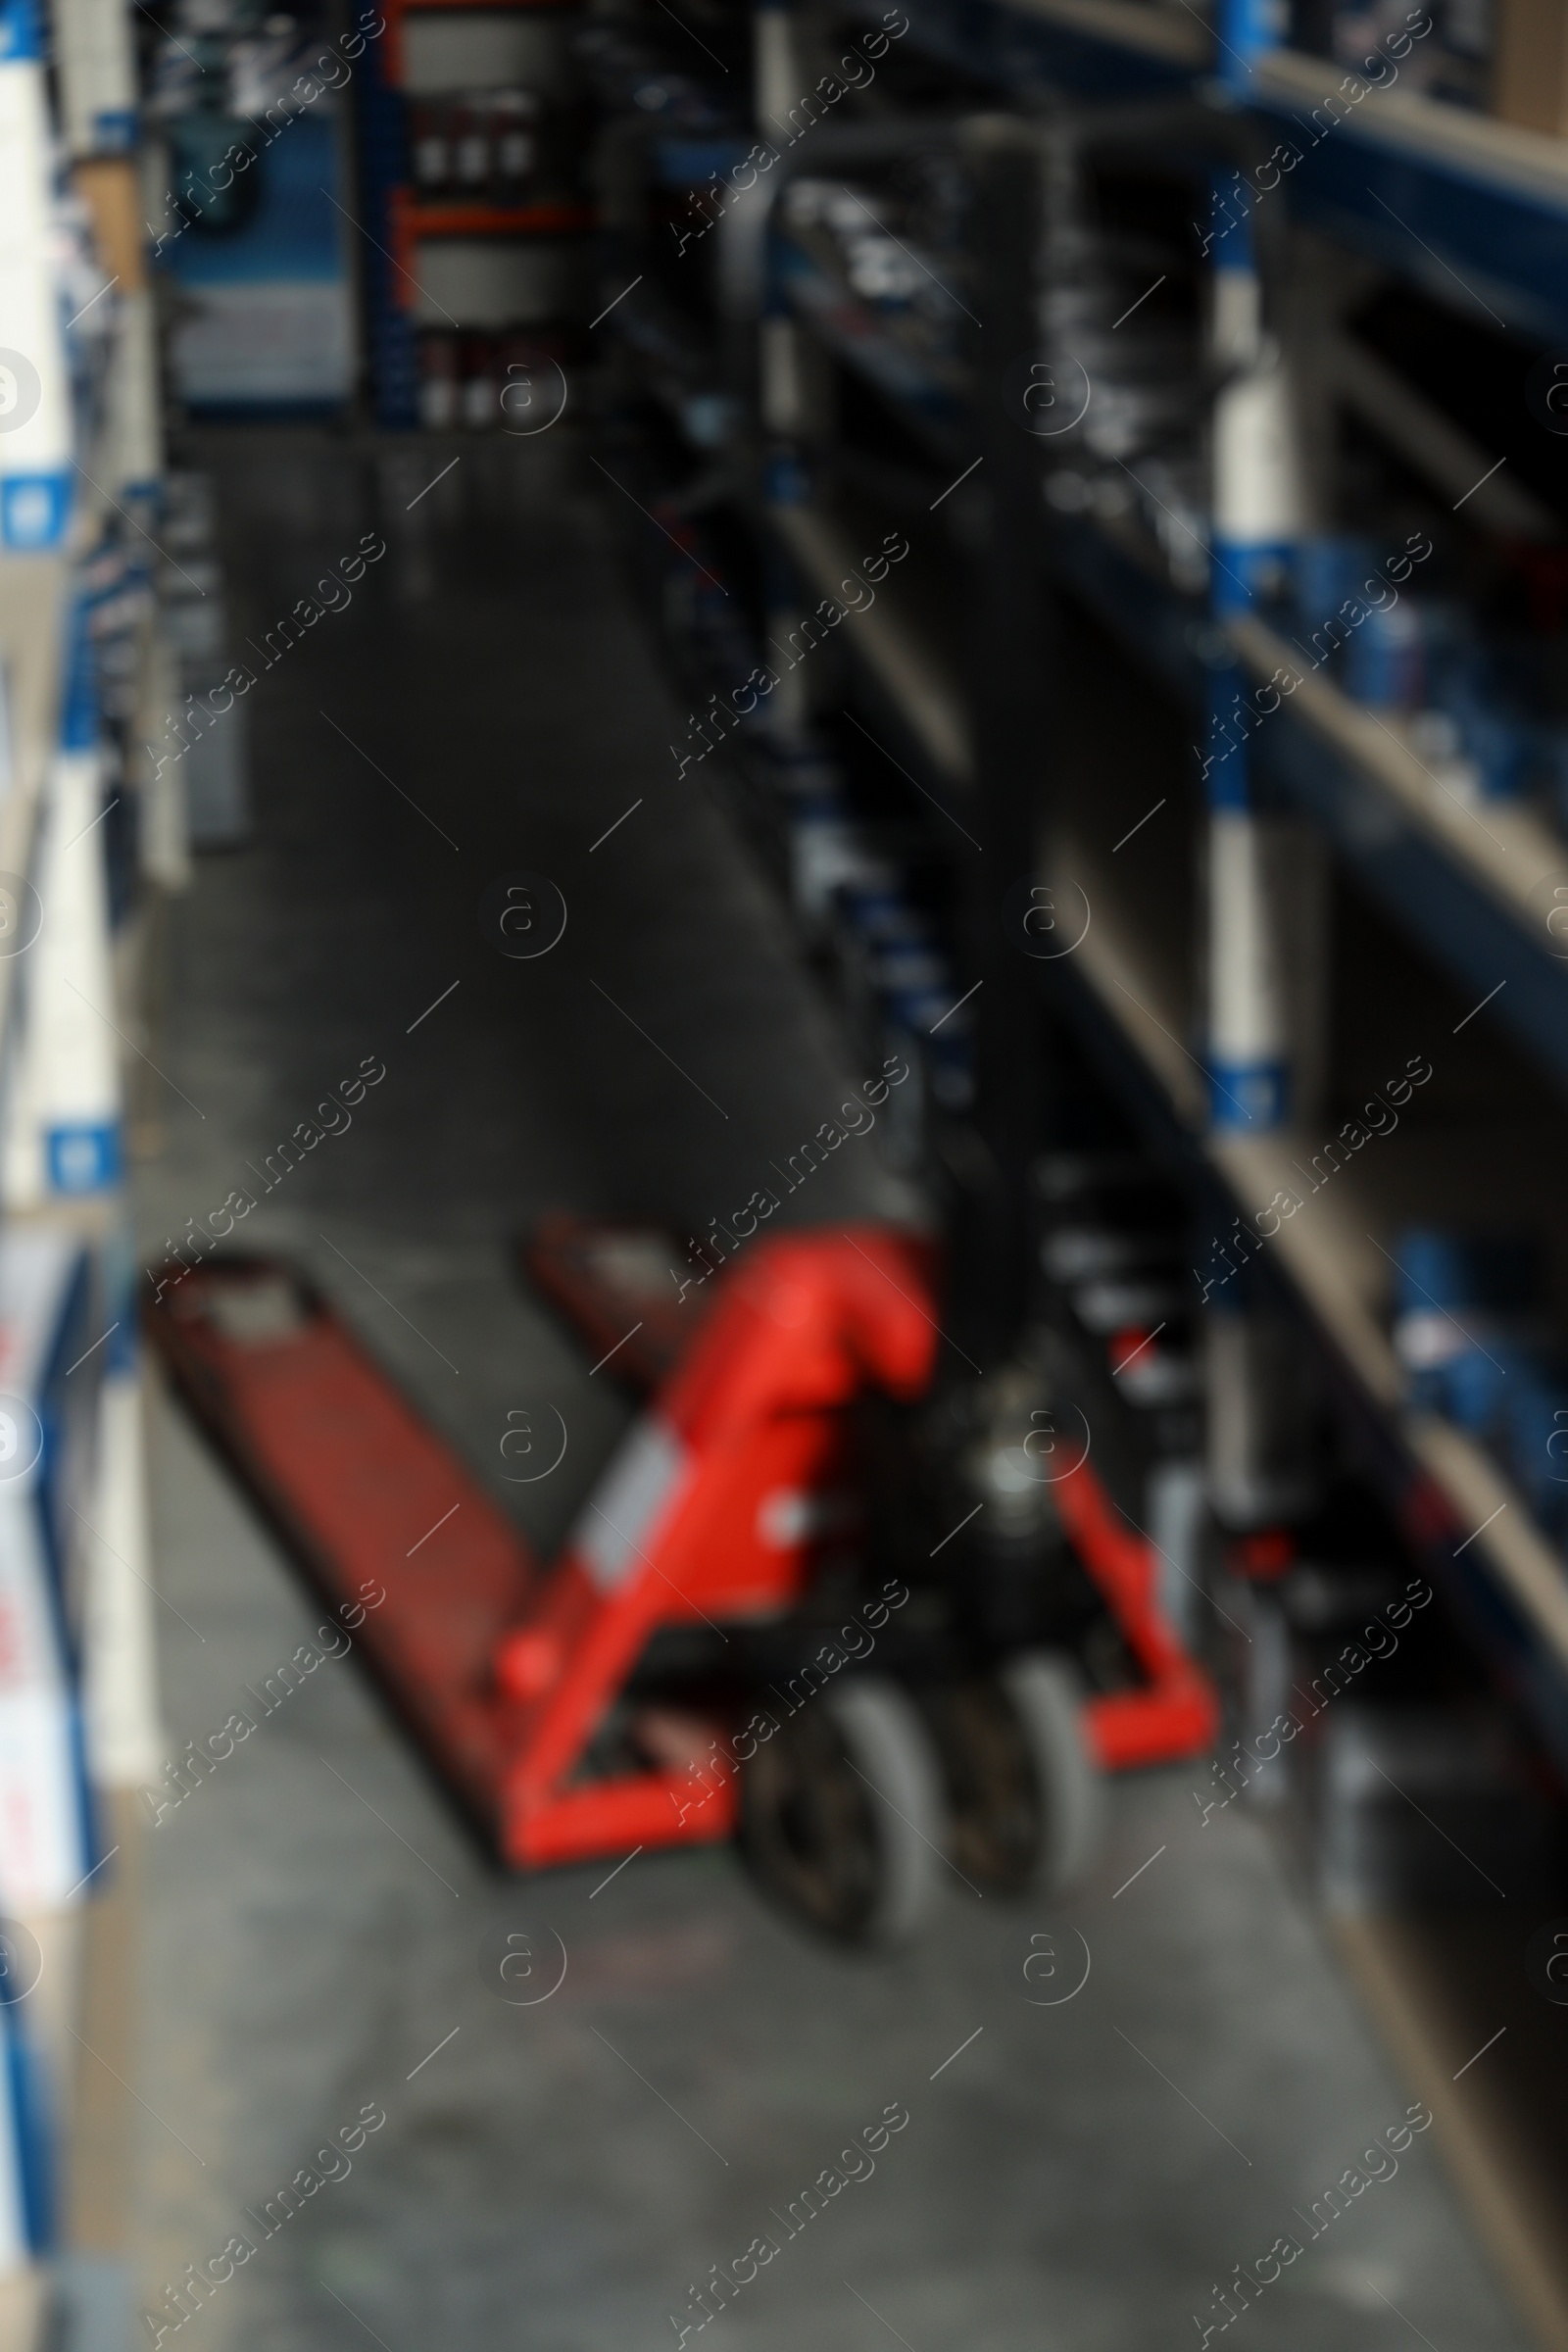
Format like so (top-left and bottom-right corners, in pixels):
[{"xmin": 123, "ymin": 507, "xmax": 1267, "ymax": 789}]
[
  {"xmin": 923, "ymin": 1652, "xmax": 1102, "ymax": 1895},
  {"xmin": 739, "ymin": 1679, "xmax": 946, "ymax": 1946}
]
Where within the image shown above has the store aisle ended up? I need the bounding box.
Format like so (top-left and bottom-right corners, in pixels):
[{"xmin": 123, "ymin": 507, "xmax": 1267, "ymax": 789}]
[
  {"xmin": 131, "ymin": 432, "xmax": 1526, "ymax": 2352},
  {"xmin": 136, "ymin": 429, "xmax": 916, "ymax": 1558}
]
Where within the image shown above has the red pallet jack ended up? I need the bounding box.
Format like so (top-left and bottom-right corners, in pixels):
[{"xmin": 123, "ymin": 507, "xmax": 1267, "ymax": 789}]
[{"xmin": 147, "ymin": 1224, "xmax": 1217, "ymax": 1942}]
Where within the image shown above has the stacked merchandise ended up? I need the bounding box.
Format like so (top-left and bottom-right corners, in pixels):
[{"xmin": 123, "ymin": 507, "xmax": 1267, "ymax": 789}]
[
  {"xmin": 1049, "ymin": 366, "xmax": 1568, "ymax": 860},
  {"xmin": 0, "ymin": 1236, "xmax": 104, "ymax": 2269},
  {"xmin": 359, "ymin": 0, "xmax": 588, "ymax": 428},
  {"xmin": 1288, "ymin": 0, "xmax": 1568, "ymax": 131},
  {"xmin": 408, "ymin": 84, "xmax": 550, "ymax": 200},
  {"xmin": 616, "ymin": 488, "xmax": 973, "ymax": 1180},
  {"xmin": 778, "ymin": 175, "xmax": 971, "ymax": 369},
  {"xmin": 415, "ymin": 322, "xmax": 571, "ymax": 430},
  {"xmin": 1289, "ymin": 0, "xmax": 1493, "ymax": 108},
  {"xmin": 825, "ymin": 872, "xmax": 970, "ymax": 1173},
  {"xmin": 1391, "ymin": 1229, "xmax": 1568, "ymax": 1553},
  {"xmin": 153, "ymin": 470, "xmax": 248, "ymax": 847},
  {"xmin": 139, "ymin": 0, "xmax": 364, "ymax": 413},
  {"xmin": 769, "ymin": 171, "xmax": 971, "ymax": 459},
  {"xmin": 572, "ymin": 14, "xmax": 746, "ymax": 448},
  {"xmin": 1290, "ymin": 532, "xmax": 1568, "ymax": 838},
  {"xmin": 581, "ymin": 19, "xmax": 979, "ymax": 1173},
  {"xmin": 0, "ymin": 0, "xmax": 165, "ymax": 2333},
  {"xmin": 1034, "ymin": 192, "xmax": 1208, "ymax": 593}
]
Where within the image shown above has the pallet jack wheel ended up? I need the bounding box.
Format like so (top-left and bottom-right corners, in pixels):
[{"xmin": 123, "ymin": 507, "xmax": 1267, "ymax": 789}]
[
  {"xmin": 739, "ymin": 1680, "xmax": 946, "ymax": 1947},
  {"xmin": 924, "ymin": 1653, "xmax": 1102, "ymax": 1896}
]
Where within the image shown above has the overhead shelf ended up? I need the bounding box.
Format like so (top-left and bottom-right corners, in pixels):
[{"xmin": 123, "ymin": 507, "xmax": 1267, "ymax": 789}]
[
  {"xmin": 1250, "ymin": 49, "xmax": 1568, "ymax": 345},
  {"xmin": 770, "ymin": 178, "xmax": 1568, "ymax": 1100},
  {"xmin": 1230, "ymin": 609, "xmax": 1568, "ymax": 1022},
  {"xmin": 1041, "ymin": 511, "xmax": 1568, "ymax": 1099},
  {"xmin": 881, "ymin": 0, "xmax": 1204, "ymax": 94},
  {"xmin": 1004, "ymin": 0, "xmax": 1206, "ymax": 67},
  {"xmin": 879, "ymin": 0, "xmax": 1568, "ymax": 340},
  {"xmin": 775, "ymin": 229, "xmax": 968, "ymax": 465},
  {"xmin": 758, "ymin": 469, "xmax": 1568, "ymax": 1678}
]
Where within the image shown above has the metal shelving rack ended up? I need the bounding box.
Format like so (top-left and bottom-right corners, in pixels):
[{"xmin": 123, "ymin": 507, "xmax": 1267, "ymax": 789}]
[
  {"xmin": 360, "ymin": 0, "xmax": 591, "ymax": 427},
  {"xmin": 0, "ymin": 0, "xmax": 168, "ymax": 2336},
  {"xmin": 717, "ymin": 0, "xmax": 1568, "ymax": 1757},
  {"xmin": 593, "ymin": 0, "xmax": 1568, "ymax": 2333}
]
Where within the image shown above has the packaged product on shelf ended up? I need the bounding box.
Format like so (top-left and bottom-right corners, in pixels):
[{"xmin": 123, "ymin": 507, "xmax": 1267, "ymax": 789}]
[
  {"xmin": 1390, "ymin": 1227, "xmax": 1568, "ymax": 1544},
  {"xmin": 0, "ymin": 2001, "xmax": 47, "ymax": 2274},
  {"xmin": 0, "ymin": 1495, "xmax": 95, "ymax": 1909},
  {"xmin": 460, "ymin": 331, "xmax": 498, "ymax": 426},
  {"xmin": 1417, "ymin": 625, "xmax": 1543, "ymax": 800},
  {"xmin": 1343, "ymin": 598, "xmax": 1427, "ymax": 708},
  {"xmin": 416, "ymin": 327, "xmax": 570, "ymax": 429},
  {"xmin": 452, "ymin": 90, "xmax": 493, "ymax": 194},
  {"xmin": 491, "ymin": 87, "xmax": 542, "ymax": 198},
  {"xmin": 79, "ymin": 534, "xmax": 153, "ymax": 676},
  {"xmin": 58, "ymin": 187, "xmax": 119, "ymax": 453},
  {"xmin": 159, "ymin": 556, "xmax": 224, "ymax": 663},
  {"xmin": 161, "ymin": 468, "xmax": 217, "ymax": 553},
  {"xmin": 0, "ymin": 1234, "xmax": 101, "ymax": 1909},
  {"xmin": 1391, "ymin": 1227, "xmax": 1542, "ymax": 1425},
  {"xmin": 1291, "ymin": 0, "xmax": 1491, "ymax": 106},
  {"xmin": 407, "ymin": 92, "xmax": 548, "ymax": 202},
  {"xmin": 417, "ymin": 330, "xmax": 459, "ymax": 428},
  {"xmin": 1493, "ymin": 0, "xmax": 1568, "ymax": 130},
  {"xmin": 1447, "ymin": 691, "xmax": 1534, "ymax": 798},
  {"xmin": 0, "ymin": 0, "xmax": 74, "ymax": 549},
  {"xmin": 497, "ymin": 330, "xmax": 548, "ymax": 419},
  {"xmin": 411, "ymin": 96, "xmax": 451, "ymax": 194},
  {"xmin": 143, "ymin": 0, "xmax": 357, "ymax": 411}
]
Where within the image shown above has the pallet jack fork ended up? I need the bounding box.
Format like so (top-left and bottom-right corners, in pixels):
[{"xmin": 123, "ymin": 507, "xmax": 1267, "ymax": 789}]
[{"xmin": 147, "ymin": 1226, "xmax": 1215, "ymax": 1880}]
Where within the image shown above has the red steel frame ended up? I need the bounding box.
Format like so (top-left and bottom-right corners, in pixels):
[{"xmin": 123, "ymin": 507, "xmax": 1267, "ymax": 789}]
[
  {"xmin": 148, "ymin": 1228, "xmax": 1216, "ymax": 1873},
  {"xmin": 386, "ymin": 185, "xmax": 595, "ymax": 318}
]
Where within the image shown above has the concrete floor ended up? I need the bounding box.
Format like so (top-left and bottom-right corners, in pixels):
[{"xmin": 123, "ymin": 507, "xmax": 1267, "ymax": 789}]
[{"xmin": 131, "ymin": 430, "xmax": 1528, "ymax": 2352}]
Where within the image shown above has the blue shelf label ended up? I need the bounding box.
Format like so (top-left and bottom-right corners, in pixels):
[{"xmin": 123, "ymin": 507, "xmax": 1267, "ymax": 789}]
[
  {"xmin": 0, "ymin": 475, "xmax": 71, "ymax": 553},
  {"xmin": 45, "ymin": 1123, "xmax": 122, "ymax": 1197}
]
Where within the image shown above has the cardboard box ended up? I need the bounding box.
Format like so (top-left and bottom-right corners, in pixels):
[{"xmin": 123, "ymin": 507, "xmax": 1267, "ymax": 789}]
[
  {"xmin": 1494, "ymin": 0, "xmax": 1568, "ymax": 133},
  {"xmin": 74, "ymin": 158, "xmax": 145, "ymax": 293}
]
